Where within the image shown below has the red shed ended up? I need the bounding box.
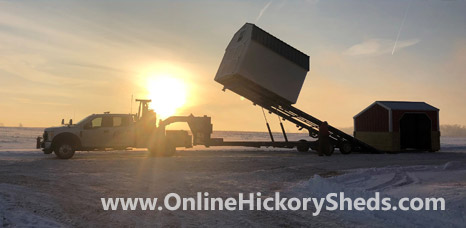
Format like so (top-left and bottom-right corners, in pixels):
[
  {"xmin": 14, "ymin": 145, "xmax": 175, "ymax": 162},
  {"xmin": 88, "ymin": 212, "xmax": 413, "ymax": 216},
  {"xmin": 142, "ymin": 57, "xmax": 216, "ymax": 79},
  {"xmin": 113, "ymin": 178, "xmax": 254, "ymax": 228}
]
[{"xmin": 354, "ymin": 101, "xmax": 440, "ymax": 152}]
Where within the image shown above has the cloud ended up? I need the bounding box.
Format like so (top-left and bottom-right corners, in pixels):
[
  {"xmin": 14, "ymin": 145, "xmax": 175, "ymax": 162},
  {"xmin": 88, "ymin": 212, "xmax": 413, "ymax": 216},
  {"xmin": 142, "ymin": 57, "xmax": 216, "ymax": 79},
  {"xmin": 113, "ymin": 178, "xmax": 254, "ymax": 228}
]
[
  {"xmin": 343, "ymin": 38, "xmax": 420, "ymax": 56},
  {"xmin": 255, "ymin": 1, "xmax": 272, "ymax": 23}
]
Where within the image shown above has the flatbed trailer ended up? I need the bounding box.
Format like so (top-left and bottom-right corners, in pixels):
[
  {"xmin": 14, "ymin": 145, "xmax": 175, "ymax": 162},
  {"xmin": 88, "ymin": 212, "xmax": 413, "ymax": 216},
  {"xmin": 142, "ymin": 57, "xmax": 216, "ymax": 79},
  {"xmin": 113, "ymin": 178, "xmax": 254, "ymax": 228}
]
[
  {"xmin": 158, "ymin": 115, "xmax": 318, "ymax": 153},
  {"xmin": 159, "ymin": 93, "xmax": 377, "ymax": 154}
]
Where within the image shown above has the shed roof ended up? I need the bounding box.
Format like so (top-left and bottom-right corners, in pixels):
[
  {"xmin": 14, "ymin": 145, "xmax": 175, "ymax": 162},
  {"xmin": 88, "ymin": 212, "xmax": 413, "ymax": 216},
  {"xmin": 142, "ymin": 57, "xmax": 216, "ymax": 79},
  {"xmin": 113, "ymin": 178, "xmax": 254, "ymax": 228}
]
[
  {"xmin": 246, "ymin": 23, "xmax": 310, "ymax": 70},
  {"xmin": 376, "ymin": 101, "xmax": 439, "ymax": 111},
  {"xmin": 354, "ymin": 101, "xmax": 439, "ymax": 119}
]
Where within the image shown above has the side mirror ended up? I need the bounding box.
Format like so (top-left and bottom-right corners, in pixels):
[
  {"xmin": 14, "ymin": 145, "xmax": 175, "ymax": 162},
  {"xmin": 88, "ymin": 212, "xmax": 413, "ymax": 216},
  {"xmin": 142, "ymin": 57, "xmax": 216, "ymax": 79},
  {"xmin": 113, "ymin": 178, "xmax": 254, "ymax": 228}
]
[
  {"xmin": 69, "ymin": 119, "xmax": 73, "ymax": 125},
  {"xmin": 61, "ymin": 119, "xmax": 64, "ymax": 125}
]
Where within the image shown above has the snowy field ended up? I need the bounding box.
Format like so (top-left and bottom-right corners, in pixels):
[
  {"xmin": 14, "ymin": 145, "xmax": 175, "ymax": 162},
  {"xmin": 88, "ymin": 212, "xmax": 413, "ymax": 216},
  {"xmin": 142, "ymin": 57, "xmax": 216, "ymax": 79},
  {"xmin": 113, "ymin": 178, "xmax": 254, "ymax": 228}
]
[{"xmin": 0, "ymin": 127, "xmax": 465, "ymax": 227}]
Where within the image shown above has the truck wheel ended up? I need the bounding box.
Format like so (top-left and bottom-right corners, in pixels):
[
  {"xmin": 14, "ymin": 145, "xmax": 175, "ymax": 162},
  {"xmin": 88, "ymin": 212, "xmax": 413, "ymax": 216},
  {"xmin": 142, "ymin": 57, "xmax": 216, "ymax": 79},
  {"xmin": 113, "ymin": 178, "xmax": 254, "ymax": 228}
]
[
  {"xmin": 339, "ymin": 142, "xmax": 353, "ymax": 154},
  {"xmin": 54, "ymin": 141, "xmax": 75, "ymax": 159},
  {"xmin": 149, "ymin": 141, "xmax": 175, "ymax": 157},
  {"xmin": 297, "ymin": 140, "xmax": 310, "ymax": 152},
  {"xmin": 165, "ymin": 144, "xmax": 176, "ymax": 157},
  {"xmin": 148, "ymin": 145, "xmax": 161, "ymax": 157}
]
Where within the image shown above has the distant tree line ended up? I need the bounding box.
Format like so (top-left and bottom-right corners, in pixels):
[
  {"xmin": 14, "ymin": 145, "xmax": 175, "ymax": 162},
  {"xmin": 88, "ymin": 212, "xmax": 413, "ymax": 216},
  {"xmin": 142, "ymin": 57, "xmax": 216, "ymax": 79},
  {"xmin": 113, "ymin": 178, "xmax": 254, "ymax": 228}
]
[{"xmin": 440, "ymin": 124, "xmax": 466, "ymax": 137}]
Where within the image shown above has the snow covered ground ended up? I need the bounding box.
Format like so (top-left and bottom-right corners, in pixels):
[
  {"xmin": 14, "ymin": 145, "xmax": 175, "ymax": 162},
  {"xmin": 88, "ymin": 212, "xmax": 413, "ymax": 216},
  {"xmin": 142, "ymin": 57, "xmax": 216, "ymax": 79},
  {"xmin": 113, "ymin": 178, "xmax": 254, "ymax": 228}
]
[
  {"xmin": 0, "ymin": 127, "xmax": 465, "ymax": 227},
  {"xmin": 0, "ymin": 127, "xmax": 42, "ymax": 150},
  {"xmin": 290, "ymin": 162, "xmax": 466, "ymax": 227}
]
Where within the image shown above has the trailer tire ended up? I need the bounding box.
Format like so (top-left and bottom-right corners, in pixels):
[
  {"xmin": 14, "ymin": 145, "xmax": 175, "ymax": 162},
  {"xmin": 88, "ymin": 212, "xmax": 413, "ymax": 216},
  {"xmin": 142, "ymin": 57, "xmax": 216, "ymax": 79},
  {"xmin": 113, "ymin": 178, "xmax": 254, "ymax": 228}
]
[
  {"xmin": 325, "ymin": 144, "xmax": 334, "ymax": 156},
  {"xmin": 339, "ymin": 142, "xmax": 353, "ymax": 154},
  {"xmin": 54, "ymin": 140, "xmax": 75, "ymax": 159},
  {"xmin": 297, "ymin": 140, "xmax": 310, "ymax": 153}
]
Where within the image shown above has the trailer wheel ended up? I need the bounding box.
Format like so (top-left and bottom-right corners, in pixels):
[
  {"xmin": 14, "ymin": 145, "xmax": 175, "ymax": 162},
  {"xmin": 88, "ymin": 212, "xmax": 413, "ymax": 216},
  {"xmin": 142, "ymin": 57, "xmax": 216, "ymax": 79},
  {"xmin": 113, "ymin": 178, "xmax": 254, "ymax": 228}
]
[
  {"xmin": 324, "ymin": 144, "xmax": 334, "ymax": 156},
  {"xmin": 339, "ymin": 142, "xmax": 353, "ymax": 154},
  {"xmin": 297, "ymin": 140, "xmax": 310, "ymax": 153},
  {"xmin": 54, "ymin": 141, "xmax": 75, "ymax": 159}
]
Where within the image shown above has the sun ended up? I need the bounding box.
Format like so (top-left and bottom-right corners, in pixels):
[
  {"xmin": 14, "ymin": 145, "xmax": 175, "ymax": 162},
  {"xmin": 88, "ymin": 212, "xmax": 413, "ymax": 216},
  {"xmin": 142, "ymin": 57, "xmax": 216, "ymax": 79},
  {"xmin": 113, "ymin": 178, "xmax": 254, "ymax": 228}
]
[
  {"xmin": 137, "ymin": 62, "xmax": 195, "ymax": 120},
  {"xmin": 146, "ymin": 75, "xmax": 187, "ymax": 120}
]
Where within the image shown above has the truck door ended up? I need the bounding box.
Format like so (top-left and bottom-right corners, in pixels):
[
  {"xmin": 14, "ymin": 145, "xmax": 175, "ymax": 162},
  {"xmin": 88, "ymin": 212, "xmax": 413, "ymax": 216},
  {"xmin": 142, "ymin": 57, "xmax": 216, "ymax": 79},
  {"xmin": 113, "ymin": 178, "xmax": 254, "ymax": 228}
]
[
  {"xmin": 81, "ymin": 116, "xmax": 107, "ymax": 148},
  {"xmin": 81, "ymin": 116, "xmax": 115, "ymax": 148},
  {"xmin": 100, "ymin": 116, "xmax": 115, "ymax": 147},
  {"xmin": 110, "ymin": 116, "xmax": 135, "ymax": 148}
]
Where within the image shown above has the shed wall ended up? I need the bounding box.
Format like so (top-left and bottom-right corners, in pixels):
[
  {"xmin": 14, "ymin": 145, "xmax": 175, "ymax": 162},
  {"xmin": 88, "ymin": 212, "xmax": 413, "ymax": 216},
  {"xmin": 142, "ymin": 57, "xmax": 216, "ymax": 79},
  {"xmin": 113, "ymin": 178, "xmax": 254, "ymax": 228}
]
[
  {"xmin": 354, "ymin": 104, "xmax": 389, "ymax": 132},
  {"xmin": 354, "ymin": 132, "xmax": 399, "ymax": 151}
]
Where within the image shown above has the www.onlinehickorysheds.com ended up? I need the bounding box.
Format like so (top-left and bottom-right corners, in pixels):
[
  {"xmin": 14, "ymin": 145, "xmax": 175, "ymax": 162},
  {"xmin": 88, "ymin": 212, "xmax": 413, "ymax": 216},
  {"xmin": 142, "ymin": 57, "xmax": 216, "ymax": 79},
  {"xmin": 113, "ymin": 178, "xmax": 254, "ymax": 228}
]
[{"xmin": 101, "ymin": 192, "xmax": 445, "ymax": 216}]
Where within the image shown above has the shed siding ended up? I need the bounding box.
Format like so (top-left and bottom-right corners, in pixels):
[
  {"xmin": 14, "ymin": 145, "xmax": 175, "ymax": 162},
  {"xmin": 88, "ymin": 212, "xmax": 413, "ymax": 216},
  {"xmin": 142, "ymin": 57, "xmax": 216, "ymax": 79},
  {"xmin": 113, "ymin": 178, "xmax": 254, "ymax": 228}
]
[
  {"xmin": 391, "ymin": 110, "xmax": 439, "ymax": 132},
  {"xmin": 355, "ymin": 104, "xmax": 389, "ymax": 132}
]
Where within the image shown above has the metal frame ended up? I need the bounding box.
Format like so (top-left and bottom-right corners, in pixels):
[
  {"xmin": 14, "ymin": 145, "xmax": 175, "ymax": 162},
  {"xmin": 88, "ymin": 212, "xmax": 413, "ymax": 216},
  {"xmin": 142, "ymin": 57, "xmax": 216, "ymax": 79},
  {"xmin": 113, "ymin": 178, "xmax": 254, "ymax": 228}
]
[{"xmin": 253, "ymin": 99, "xmax": 377, "ymax": 152}]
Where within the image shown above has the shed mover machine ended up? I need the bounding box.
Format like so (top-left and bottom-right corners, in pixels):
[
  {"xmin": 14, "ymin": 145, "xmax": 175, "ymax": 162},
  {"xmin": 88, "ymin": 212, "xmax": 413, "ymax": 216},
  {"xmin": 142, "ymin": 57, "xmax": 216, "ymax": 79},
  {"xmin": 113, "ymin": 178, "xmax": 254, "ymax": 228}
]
[{"xmin": 37, "ymin": 23, "xmax": 376, "ymax": 159}]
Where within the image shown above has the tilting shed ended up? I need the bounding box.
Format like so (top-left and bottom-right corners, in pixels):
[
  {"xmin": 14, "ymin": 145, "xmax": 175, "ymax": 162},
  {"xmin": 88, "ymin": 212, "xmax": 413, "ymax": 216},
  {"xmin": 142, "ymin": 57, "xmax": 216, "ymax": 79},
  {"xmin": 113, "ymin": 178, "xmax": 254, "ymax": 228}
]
[
  {"xmin": 215, "ymin": 23, "xmax": 309, "ymax": 105},
  {"xmin": 354, "ymin": 101, "xmax": 440, "ymax": 152}
]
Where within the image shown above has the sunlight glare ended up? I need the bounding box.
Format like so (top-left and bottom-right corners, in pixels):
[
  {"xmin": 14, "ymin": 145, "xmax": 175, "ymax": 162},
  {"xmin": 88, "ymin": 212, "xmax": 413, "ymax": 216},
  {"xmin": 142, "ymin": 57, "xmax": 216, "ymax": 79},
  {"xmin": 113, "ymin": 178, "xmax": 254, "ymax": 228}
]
[{"xmin": 146, "ymin": 75, "xmax": 187, "ymax": 120}]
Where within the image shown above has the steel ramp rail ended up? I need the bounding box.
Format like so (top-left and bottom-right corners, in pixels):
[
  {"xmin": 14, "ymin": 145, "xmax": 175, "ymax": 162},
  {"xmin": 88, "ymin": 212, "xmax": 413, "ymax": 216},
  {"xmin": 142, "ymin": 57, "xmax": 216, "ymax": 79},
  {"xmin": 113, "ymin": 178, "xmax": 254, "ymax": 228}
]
[{"xmin": 255, "ymin": 99, "xmax": 378, "ymax": 153}]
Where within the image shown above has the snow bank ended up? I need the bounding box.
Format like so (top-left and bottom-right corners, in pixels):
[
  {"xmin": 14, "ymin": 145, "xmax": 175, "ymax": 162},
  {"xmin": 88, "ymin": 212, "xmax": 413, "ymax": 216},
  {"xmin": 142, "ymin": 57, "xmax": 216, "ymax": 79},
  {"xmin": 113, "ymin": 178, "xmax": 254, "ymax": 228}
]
[{"xmin": 290, "ymin": 162, "xmax": 466, "ymax": 227}]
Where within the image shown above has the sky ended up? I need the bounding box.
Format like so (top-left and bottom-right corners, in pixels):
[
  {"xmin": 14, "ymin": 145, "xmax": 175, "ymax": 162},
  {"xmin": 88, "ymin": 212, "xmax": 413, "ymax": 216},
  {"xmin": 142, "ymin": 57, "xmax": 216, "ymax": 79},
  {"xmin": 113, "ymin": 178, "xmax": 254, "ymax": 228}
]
[{"xmin": 0, "ymin": 0, "xmax": 465, "ymax": 132}]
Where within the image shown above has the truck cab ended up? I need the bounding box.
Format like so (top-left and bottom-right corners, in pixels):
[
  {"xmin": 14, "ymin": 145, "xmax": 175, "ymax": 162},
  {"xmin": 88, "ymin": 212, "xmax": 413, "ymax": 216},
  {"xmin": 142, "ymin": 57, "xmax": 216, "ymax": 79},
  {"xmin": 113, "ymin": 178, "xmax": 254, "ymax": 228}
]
[{"xmin": 80, "ymin": 114, "xmax": 136, "ymax": 149}]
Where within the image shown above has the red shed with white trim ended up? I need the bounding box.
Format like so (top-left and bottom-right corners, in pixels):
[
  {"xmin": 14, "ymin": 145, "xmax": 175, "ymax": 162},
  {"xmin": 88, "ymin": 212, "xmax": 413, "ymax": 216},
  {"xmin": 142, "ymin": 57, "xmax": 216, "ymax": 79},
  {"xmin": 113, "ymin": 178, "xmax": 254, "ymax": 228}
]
[{"xmin": 354, "ymin": 101, "xmax": 440, "ymax": 152}]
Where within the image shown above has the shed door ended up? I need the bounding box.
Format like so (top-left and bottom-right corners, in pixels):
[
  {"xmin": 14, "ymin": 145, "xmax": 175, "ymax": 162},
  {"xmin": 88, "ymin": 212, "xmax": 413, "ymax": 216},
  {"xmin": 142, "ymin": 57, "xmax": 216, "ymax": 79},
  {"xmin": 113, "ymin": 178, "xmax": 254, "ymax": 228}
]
[{"xmin": 400, "ymin": 113, "xmax": 431, "ymax": 150}]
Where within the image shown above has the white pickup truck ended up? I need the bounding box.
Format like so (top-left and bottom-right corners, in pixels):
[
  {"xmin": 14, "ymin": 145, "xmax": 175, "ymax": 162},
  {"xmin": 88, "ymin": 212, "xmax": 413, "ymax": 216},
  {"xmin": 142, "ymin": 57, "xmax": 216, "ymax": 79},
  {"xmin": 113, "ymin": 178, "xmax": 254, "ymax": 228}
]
[{"xmin": 37, "ymin": 113, "xmax": 143, "ymax": 159}]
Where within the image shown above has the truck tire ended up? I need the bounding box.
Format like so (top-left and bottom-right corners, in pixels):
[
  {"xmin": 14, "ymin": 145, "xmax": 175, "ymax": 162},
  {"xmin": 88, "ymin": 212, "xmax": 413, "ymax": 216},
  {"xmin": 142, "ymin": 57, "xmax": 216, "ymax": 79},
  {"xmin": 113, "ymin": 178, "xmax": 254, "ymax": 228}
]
[
  {"xmin": 297, "ymin": 139, "xmax": 310, "ymax": 152},
  {"xmin": 149, "ymin": 141, "xmax": 175, "ymax": 157},
  {"xmin": 165, "ymin": 144, "xmax": 176, "ymax": 157},
  {"xmin": 54, "ymin": 141, "xmax": 75, "ymax": 159},
  {"xmin": 339, "ymin": 141, "xmax": 353, "ymax": 154}
]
